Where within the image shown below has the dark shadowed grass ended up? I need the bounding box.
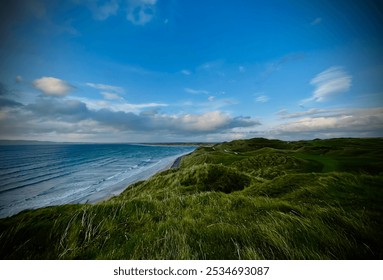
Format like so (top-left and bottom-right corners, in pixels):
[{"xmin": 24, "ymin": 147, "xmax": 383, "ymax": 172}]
[{"xmin": 0, "ymin": 138, "xmax": 382, "ymax": 259}]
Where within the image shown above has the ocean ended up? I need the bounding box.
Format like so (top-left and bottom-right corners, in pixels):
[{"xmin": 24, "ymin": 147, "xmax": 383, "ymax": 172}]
[{"xmin": 0, "ymin": 143, "xmax": 196, "ymax": 218}]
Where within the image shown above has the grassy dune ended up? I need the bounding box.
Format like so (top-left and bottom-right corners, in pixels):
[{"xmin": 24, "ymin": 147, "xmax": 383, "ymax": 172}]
[{"xmin": 0, "ymin": 138, "xmax": 382, "ymax": 259}]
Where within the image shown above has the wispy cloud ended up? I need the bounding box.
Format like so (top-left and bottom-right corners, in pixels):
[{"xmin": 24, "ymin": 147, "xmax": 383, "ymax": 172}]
[
  {"xmin": 208, "ymin": 96, "xmax": 216, "ymax": 102},
  {"xmin": 181, "ymin": 70, "xmax": 191, "ymax": 75},
  {"xmin": 86, "ymin": 82, "xmax": 124, "ymax": 94},
  {"xmin": 258, "ymin": 53, "xmax": 305, "ymax": 83},
  {"xmin": 271, "ymin": 107, "xmax": 383, "ymax": 139},
  {"xmin": 0, "ymin": 83, "xmax": 23, "ymax": 108},
  {"xmin": 311, "ymin": 17, "xmax": 322, "ymax": 25},
  {"xmin": 33, "ymin": 77, "xmax": 74, "ymax": 97},
  {"xmin": 114, "ymin": 102, "xmax": 168, "ymax": 112},
  {"xmin": 178, "ymin": 97, "xmax": 238, "ymax": 113},
  {"xmin": 92, "ymin": 0, "xmax": 119, "ymax": 20},
  {"xmin": 277, "ymin": 108, "xmax": 336, "ymax": 119},
  {"xmin": 197, "ymin": 60, "xmax": 224, "ymax": 71},
  {"xmin": 73, "ymin": 96, "xmax": 167, "ymax": 113},
  {"xmin": 126, "ymin": 0, "xmax": 157, "ymax": 25},
  {"xmin": 76, "ymin": 0, "xmax": 157, "ymax": 24},
  {"xmin": 184, "ymin": 88, "xmax": 209, "ymax": 95},
  {"xmin": 302, "ymin": 66, "xmax": 352, "ymax": 104},
  {"xmin": 101, "ymin": 92, "xmax": 123, "ymax": 100},
  {"xmin": 255, "ymin": 95, "xmax": 269, "ymax": 103},
  {"xmin": 78, "ymin": 0, "xmax": 119, "ymax": 20}
]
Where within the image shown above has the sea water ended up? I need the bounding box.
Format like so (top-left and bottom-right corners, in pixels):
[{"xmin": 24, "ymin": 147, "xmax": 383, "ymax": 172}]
[{"xmin": 0, "ymin": 143, "xmax": 195, "ymax": 218}]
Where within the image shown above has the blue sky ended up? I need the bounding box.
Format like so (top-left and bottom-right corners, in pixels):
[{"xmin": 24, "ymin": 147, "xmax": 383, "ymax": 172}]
[{"xmin": 0, "ymin": 0, "xmax": 382, "ymax": 142}]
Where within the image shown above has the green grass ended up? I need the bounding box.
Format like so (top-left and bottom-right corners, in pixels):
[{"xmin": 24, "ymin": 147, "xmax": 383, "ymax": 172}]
[{"xmin": 0, "ymin": 137, "xmax": 382, "ymax": 259}]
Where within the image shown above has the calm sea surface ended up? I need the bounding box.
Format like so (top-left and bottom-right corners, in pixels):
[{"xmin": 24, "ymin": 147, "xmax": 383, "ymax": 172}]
[{"xmin": 0, "ymin": 143, "xmax": 195, "ymax": 218}]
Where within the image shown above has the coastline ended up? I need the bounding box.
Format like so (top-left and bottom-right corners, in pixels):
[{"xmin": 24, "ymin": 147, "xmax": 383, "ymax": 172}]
[
  {"xmin": 92, "ymin": 152, "xmax": 191, "ymax": 204},
  {"xmin": 0, "ymin": 146, "xmax": 196, "ymax": 218},
  {"xmin": 170, "ymin": 151, "xmax": 194, "ymax": 169},
  {"xmin": 1, "ymin": 137, "xmax": 382, "ymax": 259},
  {"xmin": 170, "ymin": 155, "xmax": 184, "ymax": 169}
]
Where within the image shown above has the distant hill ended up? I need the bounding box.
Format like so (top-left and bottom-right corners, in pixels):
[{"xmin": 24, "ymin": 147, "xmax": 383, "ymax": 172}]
[
  {"xmin": 0, "ymin": 140, "xmax": 215, "ymax": 146},
  {"xmin": 139, "ymin": 142, "xmax": 216, "ymax": 147},
  {"xmin": 0, "ymin": 140, "xmax": 65, "ymax": 145},
  {"xmin": 0, "ymin": 139, "xmax": 124, "ymax": 145}
]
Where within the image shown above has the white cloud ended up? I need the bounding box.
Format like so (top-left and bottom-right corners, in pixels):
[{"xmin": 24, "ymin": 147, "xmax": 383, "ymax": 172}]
[
  {"xmin": 255, "ymin": 95, "xmax": 269, "ymax": 103},
  {"xmin": 176, "ymin": 111, "xmax": 230, "ymax": 131},
  {"xmin": 86, "ymin": 82, "xmax": 124, "ymax": 94},
  {"xmin": 126, "ymin": 0, "xmax": 157, "ymax": 25},
  {"xmin": 162, "ymin": 111, "xmax": 258, "ymax": 133},
  {"xmin": 184, "ymin": 88, "xmax": 209, "ymax": 95},
  {"xmin": 16, "ymin": 75, "xmax": 23, "ymax": 83},
  {"xmin": 278, "ymin": 116, "xmax": 344, "ymax": 132},
  {"xmin": 303, "ymin": 66, "xmax": 351, "ymax": 104},
  {"xmin": 272, "ymin": 107, "xmax": 383, "ymax": 139},
  {"xmin": 33, "ymin": 77, "xmax": 73, "ymax": 97},
  {"xmin": 0, "ymin": 94, "xmax": 260, "ymax": 142},
  {"xmin": 0, "ymin": 81, "xmax": 259, "ymax": 141}
]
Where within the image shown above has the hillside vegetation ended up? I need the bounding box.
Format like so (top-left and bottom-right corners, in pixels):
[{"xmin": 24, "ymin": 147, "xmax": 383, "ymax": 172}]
[{"xmin": 1, "ymin": 138, "xmax": 382, "ymax": 259}]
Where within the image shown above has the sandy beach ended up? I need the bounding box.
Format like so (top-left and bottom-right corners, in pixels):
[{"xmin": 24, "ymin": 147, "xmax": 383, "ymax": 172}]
[
  {"xmin": 170, "ymin": 152, "xmax": 194, "ymax": 168},
  {"xmin": 93, "ymin": 152, "xmax": 192, "ymax": 204},
  {"xmin": 170, "ymin": 155, "xmax": 183, "ymax": 168}
]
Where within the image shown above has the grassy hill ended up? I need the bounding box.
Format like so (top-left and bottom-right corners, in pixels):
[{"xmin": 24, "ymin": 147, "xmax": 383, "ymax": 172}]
[{"xmin": 0, "ymin": 138, "xmax": 382, "ymax": 259}]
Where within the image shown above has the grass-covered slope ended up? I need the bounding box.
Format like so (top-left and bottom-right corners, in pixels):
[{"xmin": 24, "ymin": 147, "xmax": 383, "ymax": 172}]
[{"xmin": 0, "ymin": 138, "xmax": 382, "ymax": 259}]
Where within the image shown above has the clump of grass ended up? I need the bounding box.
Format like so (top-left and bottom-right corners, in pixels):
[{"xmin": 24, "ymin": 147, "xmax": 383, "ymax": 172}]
[{"xmin": 0, "ymin": 137, "xmax": 382, "ymax": 259}]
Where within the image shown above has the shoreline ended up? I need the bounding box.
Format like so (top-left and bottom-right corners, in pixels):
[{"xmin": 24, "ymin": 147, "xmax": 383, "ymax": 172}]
[
  {"xmin": 170, "ymin": 151, "xmax": 194, "ymax": 169},
  {"xmin": 0, "ymin": 149, "xmax": 195, "ymax": 218},
  {"xmin": 92, "ymin": 152, "xmax": 191, "ymax": 204},
  {"xmin": 170, "ymin": 155, "xmax": 184, "ymax": 169}
]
